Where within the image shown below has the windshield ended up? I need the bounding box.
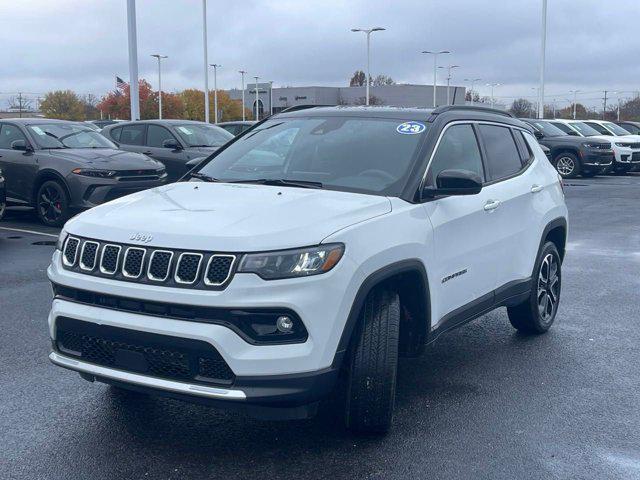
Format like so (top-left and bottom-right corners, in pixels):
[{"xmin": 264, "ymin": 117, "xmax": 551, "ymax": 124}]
[
  {"xmin": 27, "ymin": 123, "xmax": 117, "ymax": 149},
  {"xmin": 174, "ymin": 123, "xmax": 233, "ymax": 147},
  {"xmin": 195, "ymin": 116, "xmax": 428, "ymax": 196},
  {"xmin": 530, "ymin": 121, "xmax": 567, "ymax": 137},
  {"xmin": 568, "ymin": 122, "xmax": 601, "ymax": 137},
  {"xmin": 602, "ymin": 122, "xmax": 632, "ymax": 136}
]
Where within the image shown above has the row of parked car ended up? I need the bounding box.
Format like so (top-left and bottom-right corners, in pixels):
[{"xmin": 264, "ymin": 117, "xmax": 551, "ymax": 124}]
[
  {"xmin": 0, "ymin": 117, "xmax": 255, "ymax": 226},
  {"xmin": 522, "ymin": 118, "xmax": 640, "ymax": 178}
]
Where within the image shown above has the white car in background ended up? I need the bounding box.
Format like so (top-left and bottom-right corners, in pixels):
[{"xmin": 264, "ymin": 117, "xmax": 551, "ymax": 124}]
[
  {"xmin": 582, "ymin": 120, "xmax": 640, "ymax": 172},
  {"xmin": 548, "ymin": 119, "xmax": 635, "ymax": 174}
]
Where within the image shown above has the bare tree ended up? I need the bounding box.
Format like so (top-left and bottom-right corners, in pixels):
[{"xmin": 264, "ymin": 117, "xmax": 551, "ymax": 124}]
[
  {"xmin": 349, "ymin": 70, "xmax": 367, "ymax": 87},
  {"xmin": 372, "ymin": 75, "xmax": 395, "ymax": 86},
  {"xmin": 509, "ymin": 98, "xmax": 535, "ymax": 118},
  {"xmin": 8, "ymin": 94, "xmax": 33, "ymax": 117}
]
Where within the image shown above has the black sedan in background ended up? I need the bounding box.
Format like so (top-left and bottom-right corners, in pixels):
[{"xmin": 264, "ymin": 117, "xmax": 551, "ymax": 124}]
[
  {"xmin": 101, "ymin": 120, "xmax": 233, "ymax": 181},
  {"xmin": 0, "ymin": 167, "xmax": 5, "ymax": 221},
  {"xmin": 0, "ymin": 119, "xmax": 167, "ymax": 226}
]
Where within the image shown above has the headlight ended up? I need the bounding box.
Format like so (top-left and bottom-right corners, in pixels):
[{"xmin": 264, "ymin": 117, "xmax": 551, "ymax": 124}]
[
  {"xmin": 72, "ymin": 168, "xmax": 117, "ymax": 178},
  {"xmin": 238, "ymin": 244, "xmax": 344, "ymax": 280},
  {"xmin": 583, "ymin": 142, "xmax": 606, "ymax": 148},
  {"xmin": 56, "ymin": 229, "xmax": 68, "ymax": 251},
  {"xmin": 615, "ymin": 142, "xmax": 631, "ymax": 148}
]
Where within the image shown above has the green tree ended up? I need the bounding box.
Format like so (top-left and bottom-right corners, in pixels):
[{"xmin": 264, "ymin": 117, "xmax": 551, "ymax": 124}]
[{"xmin": 40, "ymin": 90, "xmax": 85, "ymax": 120}]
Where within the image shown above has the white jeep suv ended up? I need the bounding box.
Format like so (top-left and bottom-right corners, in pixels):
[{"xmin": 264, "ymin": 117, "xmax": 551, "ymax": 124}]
[{"xmin": 48, "ymin": 106, "xmax": 568, "ymax": 433}]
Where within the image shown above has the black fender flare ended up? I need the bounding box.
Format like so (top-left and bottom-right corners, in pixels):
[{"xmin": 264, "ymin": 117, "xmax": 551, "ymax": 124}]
[
  {"xmin": 32, "ymin": 169, "xmax": 71, "ymax": 205},
  {"xmin": 331, "ymin": 259, "xmax": 431, "ymax": 369},
  {"xmin": 536, "ymin": 217, "xmax": 568, "ymax": 269}
]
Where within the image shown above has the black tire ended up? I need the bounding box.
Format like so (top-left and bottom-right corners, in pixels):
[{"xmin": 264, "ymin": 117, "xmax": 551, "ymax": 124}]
[
  {"xmin": 554, "ymin": 152, "xmax": 581, "ymax": 179},
  {"xmin": 36, "ymin": 180, "xmax": 70, "ymax": 227},
  {"xmin": 345, "ymin": 287, "xmax": 400, "ymax": 434},
  {"xmin": 507, "ymin": 242, "xmax": 561, "ymax": 334}
]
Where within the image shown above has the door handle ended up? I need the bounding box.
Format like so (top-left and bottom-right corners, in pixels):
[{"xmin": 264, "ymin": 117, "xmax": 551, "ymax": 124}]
[
  {"xmin": 483, "ymin": 199, "xmax": 501, "ymax": 211},
  {"xmin": 531, "ymin": 184, "xmax": 544, "ymax": 193}
]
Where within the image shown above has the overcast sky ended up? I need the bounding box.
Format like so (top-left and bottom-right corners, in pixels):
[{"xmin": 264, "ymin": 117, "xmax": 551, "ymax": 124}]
[{"xmin": 2, "ymin": 0, "xmax": 639, "ymax": 110}]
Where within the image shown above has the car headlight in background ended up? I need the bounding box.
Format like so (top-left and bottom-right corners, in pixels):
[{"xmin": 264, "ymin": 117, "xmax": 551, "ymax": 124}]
[
  {"xmin": 238, "ymin": 243, "xmax": 344, "ymax": 280},
  {"xmin": 583, "ymin": 142, "xmax": 608, "ymax": 148},
  {"xmin": 56, "ymin": 229, "xmax": 68, "ymax": 251},
  {"xmin": 71, "ymin": 168, "xmax": 117, "ymax": 178},
  {"xmin": 615, "ymin": 142, "xmax": 632, "ymax": 148}
]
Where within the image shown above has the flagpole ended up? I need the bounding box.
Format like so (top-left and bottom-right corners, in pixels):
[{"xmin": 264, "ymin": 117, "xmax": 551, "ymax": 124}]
[{"xmin": 126, "ymin": 0, "xmax": 140, "ymax": 120}]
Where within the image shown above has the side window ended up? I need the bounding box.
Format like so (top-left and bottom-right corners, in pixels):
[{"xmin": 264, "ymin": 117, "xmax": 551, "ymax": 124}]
[
  {"xmin": 110, "ymin": 126, "xmax": 122, "ymax": 142},
  {"xmin": 0, "ymin": 124, "xmax": 28, "ymax": 149},
  {"xmin": 119, "ymin": 124, "xmax": 146, "ymax": 145},
  {"xmin": 428, "ymin": 124, "xmax": 484, "ymax": 184},
  {"xmin": 584, "ymin": 122, "xmax": 609, "ymax": 135},
  {"xmin": 146, "ymin": 125, "xmax": 176, "ymax": 148},
  {"xmin": 513, "ymin": 130, "xmax": 532, "ymax": 165},
  {"xmin": 478, "ymin": 124, "xmax": 523, "ymax": 181}
]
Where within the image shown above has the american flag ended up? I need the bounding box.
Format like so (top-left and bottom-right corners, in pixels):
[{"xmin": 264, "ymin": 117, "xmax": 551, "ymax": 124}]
[{"xmin": 115, "ymin": 76, "xmax": 127, "ymax": 91}]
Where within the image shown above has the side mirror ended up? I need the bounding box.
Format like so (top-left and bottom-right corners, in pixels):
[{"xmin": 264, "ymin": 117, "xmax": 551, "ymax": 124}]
[
  {"xmin": 11, "ymin": 139, "xmax": 30, "ymax": 151},
  {"xmin": 423, "ymin": 169, "xmax": 483, "ymax": 198},
  {"xmin": 534, "ymin": 130, "xmax": 544, "ymax": 139},
  {"xmin": 163, "ymin": 138, "xmax": 182, "ymax": 150},
  {"xmin": 567, "ymin": 131, "xmax": 579, "ymax": 136}
]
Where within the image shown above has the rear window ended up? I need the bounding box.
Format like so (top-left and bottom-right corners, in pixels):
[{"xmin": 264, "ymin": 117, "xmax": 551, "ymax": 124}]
[
  {"xmin": 109, "ymin": 126, "xmax": 122, "ymax": 142},
  {"xmin": 119, "ymin": 124, "xmax": 146, "ymax": 145},
  {"xmin": 478, "ymin": 124, "xmax": 523, "ymax": 181}
]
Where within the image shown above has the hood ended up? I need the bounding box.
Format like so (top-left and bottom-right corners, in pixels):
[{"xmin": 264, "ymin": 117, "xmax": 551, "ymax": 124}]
[
  {"xmin": 613, "ymin": 134, "xmax": 640, "ymax": 145},
  {"xmin": 65, "ymin": 182, "xmax": 392, "ymax": 251},
  {"xmin": 46, "ymin": 148, "xmax": 164, "ymax": 170}
]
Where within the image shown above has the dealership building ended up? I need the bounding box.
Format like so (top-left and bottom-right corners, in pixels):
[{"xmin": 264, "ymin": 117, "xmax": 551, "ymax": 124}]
[{"xmin": 227, "ymin": 83, "xmax": 466, "ymax": 119}]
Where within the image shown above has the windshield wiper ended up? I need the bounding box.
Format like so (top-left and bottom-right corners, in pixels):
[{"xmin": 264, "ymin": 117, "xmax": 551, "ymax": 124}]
[
  {"xmin": 229, "ymin": 178, "xmax": 323, "ymax": 189},
  {"xmin": 190, "ymin": 172, "xmax": 219, "ymax": 182}
]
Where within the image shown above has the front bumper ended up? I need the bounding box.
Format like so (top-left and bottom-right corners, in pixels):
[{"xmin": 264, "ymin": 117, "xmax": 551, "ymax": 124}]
[
  {"xmin": 66, "ymin": 174, "xmax": 168, "ymax": 209},
  {"xmin": 582, "ymin": 150, "xmax": 614, "ymax": 167}
]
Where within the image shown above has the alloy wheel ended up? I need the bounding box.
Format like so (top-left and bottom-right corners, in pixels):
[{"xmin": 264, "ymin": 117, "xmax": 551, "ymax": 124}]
[
  {"xmin": 38, "ymin": 185, "xmax": 63, "ymax": 223},
  {"xmin": 556, "ymin": 157, "xmax": 575, "ymax": 176},
  {"xmin": 537, "ymin": 253, "xmax": 560, "ymax": 324}
]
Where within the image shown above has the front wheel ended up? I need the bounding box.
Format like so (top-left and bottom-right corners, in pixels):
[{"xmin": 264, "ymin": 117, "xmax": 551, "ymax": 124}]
[
  {"xmin": 554, "ymin": 153, "xmax": 581, "ymax": 179},
  {"xmin": 36, "ymin": 180, "xmax": 70, "ymax": 227},
  {"xmin": 507, "ymin": 242, "xmax": 561, "ymax": 334},
  {"xmin": 345, "ymin": 287, "xmax": 400, "ymax": 434}
]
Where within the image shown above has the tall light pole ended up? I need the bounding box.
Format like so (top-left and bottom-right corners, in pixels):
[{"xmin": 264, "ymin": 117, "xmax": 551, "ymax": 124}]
[
  {"xmin": 569, "ymin": 90, "xmax": 580, "ymax": 119},
  {"xmin": 209, "ymin": 64, "xmax": 222, "ymax": 123},
  {"xmin": 464, "ymin": 78, "xmax": 481, "ymax": 105},
  {"xmin": 126, "ymin": 0, "xmax": 140, "ymax": 120},
  {"xmin": 151, "ymin": 54, "xmax": 167, "ymax": 119},
  {"xmin": 421, "ymin": 50, "xmax": 450, "ymax": 108},
  {"xmin": 438, "ymin": 65, "xmax": 460, "ymax": 105},
  {"xmin": 538, "ymin": 0, "xmax": 547, "ymax": 119},
  {"xmin": 202, "ymin": 0, "xmax": 210, "ymax": 123},
  {"xmin": 351, "ymin": 27, "xmax": 386, "ymax": 106},
  {"xmin": 239, "ymin": 70, "xmax": 247, "ymax": 121},
  {"xmin": 486, "ymin": 83, "xmax": 501, "ymax": 108},
  {"xmin": 269, "ymin": 81, "xmax": 274, "ymax": 116},
  {"xmin": 531, "ymin": 87, "xmax": 540, "ymax": 117},
  {"xmin": 254, "ymin": 76, "xmax": 259, "ymax": 120}
]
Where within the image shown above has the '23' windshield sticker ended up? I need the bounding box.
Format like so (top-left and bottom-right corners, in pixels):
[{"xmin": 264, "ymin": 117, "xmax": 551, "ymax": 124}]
[{"xmin": 396, "ymin": 121, "xmax": 426, "ymax": 135}]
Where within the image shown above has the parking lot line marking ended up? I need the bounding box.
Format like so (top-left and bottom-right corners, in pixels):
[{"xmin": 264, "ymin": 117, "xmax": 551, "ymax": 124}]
[{"xmin": 0, "ymin": 226, "xmax": 58, "ymax": 238}]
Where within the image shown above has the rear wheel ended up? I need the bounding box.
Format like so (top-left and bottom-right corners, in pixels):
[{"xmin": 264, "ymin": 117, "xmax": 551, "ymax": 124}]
[
  {"xmin": 36, "ymin": 180, "xmax": 70, "ymax": 227},
  {"xmin": 345, "ymin": 287, "xmax": 400, "ymax": 434},
  {"xmin": 554, "ymin": 153, "xmax": 580, "ymax": 179},
  {"xmin": 508, "ymin": 242, "xmax": 561, "ymax": 334}
]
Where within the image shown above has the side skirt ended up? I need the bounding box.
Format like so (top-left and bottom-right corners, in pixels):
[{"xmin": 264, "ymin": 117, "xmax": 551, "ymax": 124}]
[{"xmin": 427, "ymin": 277, "xmax": 532, "ymax": 345}]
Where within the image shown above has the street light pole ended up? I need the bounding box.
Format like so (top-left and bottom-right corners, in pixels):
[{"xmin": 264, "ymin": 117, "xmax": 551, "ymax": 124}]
[
  {"xmin": 151, "ymin": 54, "xmax": 167, "ymax": 119},
  {"xmin": 209, "ymin": 64, "xmax": 221, "ymax": 123},
  {"xmin": 126, "ymin": 0, "xmax": 140, "ymax": 120},
  {"xmin": 239, "ymin": 70, "xmax": 246, "ymax": 121},
  {"xmin": 538, "ymin": 0, "xmax": 547, "ymax": 119},
  {"xmin": 269, "ymin": 81, "xmax": 273, "ymax": 116},
  {"xmin": 254, "ymin": 76, "xmax": 259, "ymax": 120},
  {"xmin": 351, "ymin": 27, "xmax": 386, "ymax": 106},
  {"xmin": 202, "ymin": 0, "xmax": 210, "ymax": 123},
  {"xmin": 464, "ymin": 78, "xmax": 481, "ymax": 105},
  {"xmin": 438, "ymin": 65, "xmax": 460, "ymax": 105},
  {"xmin": 421, "ymin": 50, "xmax": 450, "ymax": 108},
  {"xmin": 570, "ymin": 90, "xmax": 579, "ymax": 119},
  {"xmin": 486, "ymin": 83, "xmax": 501, "ymax": 108}
]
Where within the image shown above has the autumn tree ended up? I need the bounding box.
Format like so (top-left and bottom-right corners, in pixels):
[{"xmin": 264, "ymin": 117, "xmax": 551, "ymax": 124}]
[
  {"xmin": 40, "ymin": 90, "xmax": 86, "ymax": 120},
  {"xmin": 181, "ymin": 88, "xmax": 248, "ymax": 122},
  {"xmin": 97, "ymin": 79, "xmax": 183, "ymax": 120}
]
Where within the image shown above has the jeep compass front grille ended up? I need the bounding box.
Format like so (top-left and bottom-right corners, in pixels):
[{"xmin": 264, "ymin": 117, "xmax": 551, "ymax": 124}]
[{"xmin": 61, "ymin": 236, "xmax": 236, "ymax": 290}]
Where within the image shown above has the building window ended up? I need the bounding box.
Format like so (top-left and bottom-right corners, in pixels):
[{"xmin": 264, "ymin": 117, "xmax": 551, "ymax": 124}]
[
  {"xmin": 252, "ymin": 99, "xmax": 265, "ymax": 120},
  {"xmin": 295, "ymin": 96, "xmax": 307, "ymax": 101}
]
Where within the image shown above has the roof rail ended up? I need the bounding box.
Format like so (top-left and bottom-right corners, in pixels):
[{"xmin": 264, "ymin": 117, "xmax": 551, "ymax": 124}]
[
  {"xmin": 431, "ymin": 105, "xmax": 515, "ymax": 118},
  {"xmin": 279, "ymin": 104, "xmax": 335, "ymax": 113}
]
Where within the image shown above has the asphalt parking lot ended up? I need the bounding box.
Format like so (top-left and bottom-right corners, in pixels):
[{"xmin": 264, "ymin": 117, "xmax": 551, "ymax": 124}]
[{"xmin": 1, "ymin": 175, "xmax": 639, "ymax": 480}]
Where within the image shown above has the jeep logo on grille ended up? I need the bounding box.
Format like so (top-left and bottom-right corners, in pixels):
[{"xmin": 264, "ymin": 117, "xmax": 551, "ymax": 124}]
[{"xmin": 129, "ymin": 233, "xmax": 153, "ymax": 243}]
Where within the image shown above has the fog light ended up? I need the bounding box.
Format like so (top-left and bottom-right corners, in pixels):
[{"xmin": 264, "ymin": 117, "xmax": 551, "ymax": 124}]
[{"xmin": 276, "ymin": 315, "xmax": 294, "ymax": 333}]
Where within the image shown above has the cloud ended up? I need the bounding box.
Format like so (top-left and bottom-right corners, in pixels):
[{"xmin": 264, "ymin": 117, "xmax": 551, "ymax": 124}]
[{"xmin": 1, "ymin": 0, "xmax": 638, "ymax": 109}]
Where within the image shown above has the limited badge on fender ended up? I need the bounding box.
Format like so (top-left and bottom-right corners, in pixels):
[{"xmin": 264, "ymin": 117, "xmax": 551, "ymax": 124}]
[{"xmin": 396, "ymin": 121, "xmax": 426, "ymax": 135}]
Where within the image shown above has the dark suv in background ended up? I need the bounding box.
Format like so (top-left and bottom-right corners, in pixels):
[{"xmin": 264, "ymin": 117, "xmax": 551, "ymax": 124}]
[
  {"xmin": 102, "ymin": 120, "xmax": 233, "ymax": 181},
  {"xmin": 521, "ymin": 119, "xmax": 613, "ymax": 178},
  {"xmin": 0, "ymin": 119, "xmax": 166, "ymax": 226}
]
